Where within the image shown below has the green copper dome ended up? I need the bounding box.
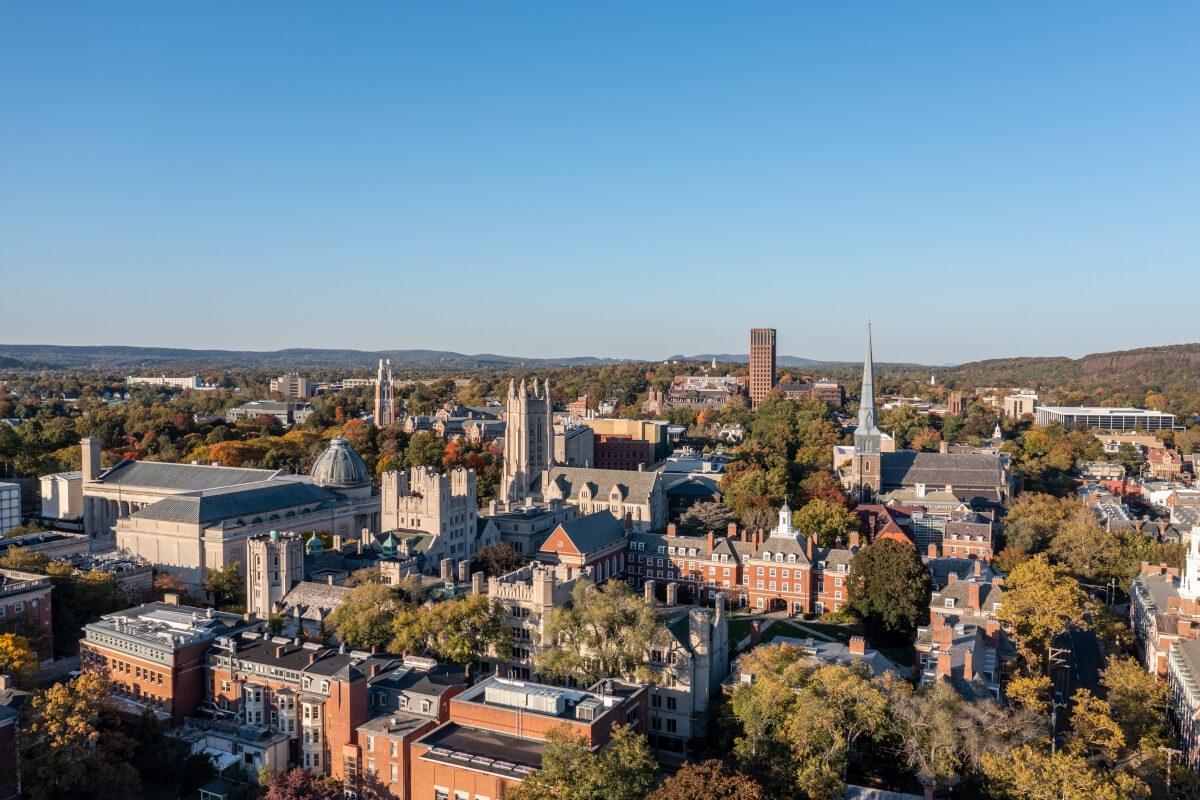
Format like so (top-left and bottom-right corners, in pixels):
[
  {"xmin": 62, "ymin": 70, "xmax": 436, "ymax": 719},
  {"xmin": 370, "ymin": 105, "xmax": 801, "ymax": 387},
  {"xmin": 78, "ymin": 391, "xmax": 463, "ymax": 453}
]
[{"xmin": 305, "ymin": 532, "xmax": 323, "ymax": 556}]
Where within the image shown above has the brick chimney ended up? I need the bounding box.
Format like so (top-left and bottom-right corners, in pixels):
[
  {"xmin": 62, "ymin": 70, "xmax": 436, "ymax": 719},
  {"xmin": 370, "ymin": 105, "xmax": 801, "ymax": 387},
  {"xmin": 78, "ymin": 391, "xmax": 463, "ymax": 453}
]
[
  {"xmin": 973, "ymin": 558, "xmax": 982, "ymax": 577},
  {"xmin": 1160, "ymin": 518, "xmax": 1169, "ymax": 538},
  {"xmin": 666, "ymin": 523, "xmax": 676, "ymax": 538},
  {"xmin": 275, "ymin": 644, "xmax": 287, "ymax": 658},
  {"xmin": 927, "ymin": 542, "xmax": 939, "ymax": 558},
  {"xmin": 968, "ymin": 582, "xmax": 981, "ymax": 610},
  {"xmin": 805, "ymin": 535, "xmax": 814, "ymax": 560},
  {"xmin": 848, "ymin": 636, "xmax": 866, "ymax": 656},
  {"xmin": 963, "ymin": 648, "xmax": 974, "ymax": 680},
  {"xmin": 0, "ymin": 675, "xmax": 12, "ymax": 691},
  {"xmin": 707, "ymin": 531, "xmax": 714, "ymax": 556},
  {"xmin": 935, "ymin": 622, "xmax": 953, "ymax": 649},
  {"xmin": 728, "ymin": 522, "xmax": 739, "ymax": 540},
  {"xmin": 308, "ymin": 651, "xmax": 320, "ymax": 664},
  {"xmin": 750, "ymin": 620, "xmax": 762, "ymax": 647},
  {"xmin": 936, "ymin": 651, "xmax": 952, "ymax": 680},
  {"xmin": 947, "ymin": 572, "xmax": 958, "ymax": 583},
  {"xmin": 1134, "ymin": 517, "xmax": 1144, "ymax": 532},
  {"xmin": 848, "ymin": 530, "xmax": 860, "ymax": 548}
]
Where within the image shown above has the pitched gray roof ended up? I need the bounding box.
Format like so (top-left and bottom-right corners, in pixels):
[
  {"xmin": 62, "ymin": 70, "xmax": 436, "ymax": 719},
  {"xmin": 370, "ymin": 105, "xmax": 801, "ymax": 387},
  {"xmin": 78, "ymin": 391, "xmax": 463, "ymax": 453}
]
[
  {"xmin": 281, "ymin": 581, "xmax": 353, "ymax": 620},
  {"xmin": 544, "ymin": 466, "xmax": 660, "ymax": 505},
  {"xmin": 130, "ymin": 479, "xmax": 339, "ymax": 525},
  {"xmin": 96, "ymin": 459, "xmax": 279, "ymax": 490},
  {"xmin": 880, "ymin": 452, "xmax": 1006, "ymax": 491},
  {"xmin": 550, "ymin": 513, "xmax": 626, "ymax": 554}
]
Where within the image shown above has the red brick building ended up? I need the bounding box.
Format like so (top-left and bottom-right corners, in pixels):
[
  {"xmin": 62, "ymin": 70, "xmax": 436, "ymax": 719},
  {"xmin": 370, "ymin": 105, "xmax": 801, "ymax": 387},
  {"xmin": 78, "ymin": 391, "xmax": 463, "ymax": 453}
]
[
  {"xmin": 409, "ymin": 676, "xmax": 647, "ymax": 800},
  {"xmin": 748, "ymin": 327, "xmax": 777, "ymax": 410},
  {"xmin": 0, "ymin": 568, "xmax": 53, "ymax": 663},
  {"xmin": 537, "ymin": 514, "xmax": 628, "ymax": 582},
  {"xmin": 593, "ymin": 435, "xmax": 655, "ymax": 471}
]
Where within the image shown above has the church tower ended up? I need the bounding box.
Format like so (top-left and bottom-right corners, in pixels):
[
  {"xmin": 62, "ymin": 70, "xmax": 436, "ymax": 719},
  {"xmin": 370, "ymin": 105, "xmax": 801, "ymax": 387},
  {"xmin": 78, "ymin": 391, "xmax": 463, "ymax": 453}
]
[
  {"xmin": 500, "ymin": 377, "xmax": 554, "ymax": 502},
  {"xmin": 374, "ymin": 358, "xmax": 395, "ymax": 428},
  {"xmin": 853, "ymin": 323, "xmax": 883, "ymax": 500},
  {"xmin": 1180, "ymin": 526, "xmax": 1200, "ymax": 601}
]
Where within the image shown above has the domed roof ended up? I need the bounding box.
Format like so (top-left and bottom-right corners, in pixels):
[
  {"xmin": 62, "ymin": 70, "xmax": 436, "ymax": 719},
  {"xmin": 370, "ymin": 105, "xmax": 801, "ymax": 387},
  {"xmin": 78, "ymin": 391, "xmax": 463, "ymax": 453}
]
[{"xmin": 311, "ymin": 436, "xmax": 371, "ymax": 489}]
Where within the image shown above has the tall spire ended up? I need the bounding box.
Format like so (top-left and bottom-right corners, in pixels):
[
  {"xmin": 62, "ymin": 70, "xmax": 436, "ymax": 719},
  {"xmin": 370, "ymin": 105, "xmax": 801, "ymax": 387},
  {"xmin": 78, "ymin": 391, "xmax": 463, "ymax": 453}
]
[
  {"xmin": 854, "ymin": 322, "xmax": 882, "ymax": 456},
  {"xmin": 1181, "ymin": 525, "xmax": 1200, "ymax": 600}
]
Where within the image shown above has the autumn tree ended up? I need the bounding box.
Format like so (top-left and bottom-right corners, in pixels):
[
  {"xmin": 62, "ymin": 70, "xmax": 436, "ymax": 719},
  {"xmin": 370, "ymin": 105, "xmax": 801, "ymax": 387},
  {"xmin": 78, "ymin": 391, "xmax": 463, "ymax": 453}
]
[
  {"xmin": 677, "ymin": 502, "xmax": 736, "ymax": 535},
  {"xmin": 1100, "ymin": 655, "xmax": 1168, "ymax": 746},
  {"xmin": 647, "ymin": 759, "xmax": 764, "ymax": 800},
  {"xmin": 265, "ymin": 766, "xmax": 343, "ymax": 800},
  {"xmin": 390, "ymin": 594, "xmax": 512, "ymax": 678},
  {"xmin": 328, "ymin": 582, "xmax": 407, "ymax": 650},
  {"xmin": 996, "ymin": 556, "xmax": 1087, "ymax": 675},
  {"xmin": 848, "ymin": 539, "xmax": 932, "ymax": 637},
  {"xmin": 472, "ymin": 542, "xmax": 524, "ymax": 577},
  {"xmin": 1066, "ymin": 689, "xmax": 1123, "ymax": 764},
  {"xmin": 19, "ymin": 672, "xmax": 140, "ymax": 800},
  {"xmin": 981, "ymin": 745, "xmax": 1149, "ymax": 800},
  {"xmin": 0, "ymin": 632, "xmax": 37, "ymax": 685},
  {"xmin": 536, "ymin": 580, "xmax": 671, "ymax": 686},
  {"xmin": 506, "ymin": 724, "xmax": 657, "ymax": 800},
  {"xmin": 1047, "ymin": 506, "xmax": 1120, "ymax": 580},
  {"xmin": 793, "ymin": 498, "xmax": 858, "ymax": 547},
  {"xmin": 1001, "ymin": 492, "xmax": 1076, "ymax": 556},
  {"xmin": 405, "ymin": 430, "xmax": 445, "ymax": 469}
]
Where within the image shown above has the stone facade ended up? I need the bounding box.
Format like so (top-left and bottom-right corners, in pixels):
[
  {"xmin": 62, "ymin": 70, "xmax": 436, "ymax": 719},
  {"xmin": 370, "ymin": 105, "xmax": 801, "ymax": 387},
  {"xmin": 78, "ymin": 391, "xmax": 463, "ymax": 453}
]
[
  {"xmin": 246, "ymin": 530, "xmax": 306, "ymax": 621},
  {"xmin": 484, "ymin": 562, "xmax": 593, "ymax": 680},
  {"xmin": 380, "ymin": 467, "xmax": 482, "ymax": 571},
  {"xmin": 501, "ymin": 379, "xmax": 553, "ymax": 502},
  {"xmin": 374, "ymin": 359, "xmax": 396, "ymax": 428}
]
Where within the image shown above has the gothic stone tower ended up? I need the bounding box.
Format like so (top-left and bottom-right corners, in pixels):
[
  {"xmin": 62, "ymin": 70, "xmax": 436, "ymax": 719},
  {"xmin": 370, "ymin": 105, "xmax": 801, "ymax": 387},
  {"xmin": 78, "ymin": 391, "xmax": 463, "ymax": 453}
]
[
  {"xmin": 245, "ymin": 530, "xmax": 304, "ymax": 621},
  {"xmin": 374, "ymin": 358, "xmax": 395, "ymax": 428},
  {"xmin": 501, "ymin": 378, "xmax": 553, "ymax": 502},
  {"xmin": 853, "ymin": 323, "xmax": 883, "ymax": 500}
]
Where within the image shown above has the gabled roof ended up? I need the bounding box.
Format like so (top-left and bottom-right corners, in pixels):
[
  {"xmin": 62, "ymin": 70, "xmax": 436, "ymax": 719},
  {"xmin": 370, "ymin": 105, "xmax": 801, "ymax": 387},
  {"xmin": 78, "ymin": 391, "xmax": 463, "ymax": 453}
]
[
  {"xmin": 130, "ymin": 479, "xmax": 339, "ymax": 525},
  {"xmin": 879, "ymin": 451, "xmax": 1007, "ymax": 491},
  {"xmin": 94, "ymin": 459, "xmax": 280, "ymax": 490},
  {"xmin": 543, "ymin": 466, "xmax": 660, "ymax": 505},
  {"xmin": 542, "ymin": 513, "xmax": 626, "ymax": 555}
]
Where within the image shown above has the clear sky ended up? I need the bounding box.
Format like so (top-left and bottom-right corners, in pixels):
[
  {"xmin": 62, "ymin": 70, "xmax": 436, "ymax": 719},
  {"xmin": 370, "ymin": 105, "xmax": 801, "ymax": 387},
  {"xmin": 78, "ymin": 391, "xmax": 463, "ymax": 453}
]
[{"xmin": 2, "ymin": 2, "xmax": 1197, "ymax": 365}]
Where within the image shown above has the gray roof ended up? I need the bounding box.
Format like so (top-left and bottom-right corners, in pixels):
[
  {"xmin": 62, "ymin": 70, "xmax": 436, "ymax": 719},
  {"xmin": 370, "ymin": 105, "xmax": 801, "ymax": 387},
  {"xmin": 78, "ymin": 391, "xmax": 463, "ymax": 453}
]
[
  {"xmin": 311, "ymin": 436, "xmax": 371, "ymax": 489},
  {"xmin": 95, "ymin": 459, "xmax": 279, "ymax": 490},
  {"xmin": 280, "ymin": 581, "xmax": 353, "ymax": 621},
  {"xmin": 549, "ymin": 513, "xmax": 626, "ymax": 554},
  {"xmin": 130, "ymin": 479, "xmax": 339, "ymax": 525},
  {"xmin": 880, "ymin": 451, "xmax": 1007, "ymax": 491},
  {"xmin": 544, "ymin": 466, "xmax": 660, "ymax": 505}
]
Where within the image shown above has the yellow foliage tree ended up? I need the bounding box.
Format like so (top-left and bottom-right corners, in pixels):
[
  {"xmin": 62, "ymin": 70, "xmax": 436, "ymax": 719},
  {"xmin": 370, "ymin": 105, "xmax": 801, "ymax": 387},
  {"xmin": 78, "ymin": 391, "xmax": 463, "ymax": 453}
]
[{"xmin": 0, "ymin": 632, "xmax": 37, "ymax": 684}]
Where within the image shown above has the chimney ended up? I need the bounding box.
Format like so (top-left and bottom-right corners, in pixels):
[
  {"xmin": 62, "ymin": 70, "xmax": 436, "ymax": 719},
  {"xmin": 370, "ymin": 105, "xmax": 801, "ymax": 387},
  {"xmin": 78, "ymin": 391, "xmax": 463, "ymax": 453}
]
[
  {"xmin": 947, "ymin": 572, "xmax": 958, "ymax": 583},
  {"xmin": 666, "ymin": 523, "xmax": 677, "ymax": 538},
  {"xmin": 81, "ymin": 437, "xmax": 102, "ymax": 483},
  {"xmin": 968, "ymin": 582, "xmax": 981, "ymax": 610},
  {"xmin": 848, "ymin": 636, "xmax": 866, "ymax": 656},
  {"xmin": 370, "ymin": 663, "xmax": 381, "ymax": 677},
  {"xmin": 728, "ymin": 522, "xmax": 739, "ymax": 540},
  {"xmin": 805, "ymin": 535, "xmax": 813, "ymax": 560},
  {"xmin": 625, "ymin": 513, "xmax": 633, "ymax": 536},
  {"xmin": 1134, "ymin": 517, "xmax": 1144, "ymax": 532},
  {"xmin": 666, "ymin": 582, "xmax": 678, "ymax": 606},
  {"xmin": 308, "ymin": 651, "xmax": 320, "ymax": 664},
  {"xmin": 1160, "ymin": 518, "xmax": 1168, "ymax": 537},
  {"xmin": 0, "ymin": 675, "xmax": 11, "ymax": 692},
  {"xmin": 644, "ymin": 579, "xmax": 656, "ymax": 605},
  {"xmin": 963, "ymin": 648, "xmax": 974, "ymax": 680},
  {"xmin": 472, "ymin": 571, "xmax": 485, "ymax": 595},
  {"xmin": 927, "ymin": 542, "xmax": 939, "ymax": 558},
  {"xmin": 707, "ymin": 532, "xmax": 714, "ymax": 556},
  {"xmin": 973, "ymin": 559, "xmax": 982, "ymax": 577},
  {"xmin": 275, "ymin": 645, "xmax": 287, "ymax": 658},
  {"xmin": 750, "ymin": 620, "xmax": 762, "ymax": 647},
  {"xmin": 939, "ymin": 440, "xmax": 949, "ymax": 454},
  {"xmin": 936, "ymin": 622, "xmax": 953, "ymax": 648},
  {"xmin": 332, "ymin": 534, "xmax": 343, "ymax": 552},
  {"xmin": 848, "ymin": 530, "xmax": 860, "ymax": 548},
  {"xmin": 327, "ymin": 575, "xmax": 334, "ymax": 585},
  {"xmin": 936, "ymin": 652, "xmax": 952, "ymax": 680},
  {"xmin": 440, "ymin": 559, "xmax": 453, "ymax": 581}
]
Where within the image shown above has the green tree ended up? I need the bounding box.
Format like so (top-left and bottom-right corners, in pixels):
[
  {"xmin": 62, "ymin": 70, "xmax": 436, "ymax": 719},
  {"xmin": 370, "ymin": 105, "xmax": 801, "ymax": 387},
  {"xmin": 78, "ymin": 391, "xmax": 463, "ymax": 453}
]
[
  {"xmin": 848, "ymin": 539, "xmax": 932, "ymax": 637},
  {"xmin": 19, "ymin": 672, "xmax": 141, "ymax": 800},
  {"xmin": 328, "ymin": 582, "xmax": 406, "ymax": 650},
  {"xmin": 506, "ymin": 724, "xmax": 657, "ymax": 800},
  {"xmin": 793, "ymin": 499, "xmax": 858, "ymax": 547},
  {"xmin": 1048, "ymin": 507, "xmax": 1121, "ymax": 579},
  {"xmin": 1001, "ymin": 492, "xmax": 1076, "ymax": 556},
  {"xmin": 677, "ymin": 502, "xmax": 736, "ymax": 536},
  {"xmin": 405, "ymin": 430, "xmax": 445, "ymax": 468},
  {"xmin": 203, "ymin": 562, "xmax": 245, "ymax": 610},
  {"xmin": 1100, "ymin": 655, "xmax": 1168, "ymax": 746},
  {"xmin": 536, "ymin": 580, "xmax": 671, "ymax": 686},
  {"xmin": 981, "ymin": 745, "xmax": 1148, "ymax": 800},
  {"xmin": 390, "ymin": 594, "xmax": 512, "ymax": 678}
]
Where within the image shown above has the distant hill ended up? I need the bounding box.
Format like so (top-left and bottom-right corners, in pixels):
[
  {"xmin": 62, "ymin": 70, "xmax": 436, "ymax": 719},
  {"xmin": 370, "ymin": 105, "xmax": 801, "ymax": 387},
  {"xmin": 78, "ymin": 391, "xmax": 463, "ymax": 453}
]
[
  {"xmin": 940, "ymin": 343, "xmax": 1200, "ymax": 390},
  {"xmin": 667, "ymin": 353, "xmax": 846, "ymax": 368},
  {"xmin": 0, "ymin": 344, "xmax": 625, "ymax": 372}
]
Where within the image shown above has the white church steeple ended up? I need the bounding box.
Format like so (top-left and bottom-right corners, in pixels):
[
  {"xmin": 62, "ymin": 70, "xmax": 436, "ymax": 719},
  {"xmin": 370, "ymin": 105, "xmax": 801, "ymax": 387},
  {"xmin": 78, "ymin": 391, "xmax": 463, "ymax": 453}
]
[{"xmin": 1180, "ymin": 526, "xmax": 1200, "ymax": 601}]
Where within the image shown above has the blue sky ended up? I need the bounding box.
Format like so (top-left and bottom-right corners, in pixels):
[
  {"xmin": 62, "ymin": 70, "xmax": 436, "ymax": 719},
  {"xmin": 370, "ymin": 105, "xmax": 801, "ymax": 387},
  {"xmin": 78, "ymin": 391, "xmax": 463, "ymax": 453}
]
[{"xmin": 2, "ymin": 2, "xmax": 1197, "ymax": 364}]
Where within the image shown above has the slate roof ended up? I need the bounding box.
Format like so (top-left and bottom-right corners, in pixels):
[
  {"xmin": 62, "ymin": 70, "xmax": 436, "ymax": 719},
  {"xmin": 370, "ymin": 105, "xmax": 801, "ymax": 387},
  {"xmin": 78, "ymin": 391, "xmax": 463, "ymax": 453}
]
[
  {"xmin": 94, "ymin": 459, "xmax": 279, "ymax": 490},
  {"xmin": 45, "ymin": 470, "xmax": 83, "ymax": 480},
  {"xmin": 879, "ymin": 451, "xmax": 1007, "ymax": 491},
  {"xmin": 544, "ymin": 466, "xmax": 660, "ymax": 505},
  {"xmin": 280, "ymin": 581, "xmax": 353, "ymax": 621},
  {"xmin": 545, "ymin": 513, "xmax": 626, "ymax": 555},
  {"xmin": 130, "ymin": 479, "xmax": 340, "ymax": 525}
]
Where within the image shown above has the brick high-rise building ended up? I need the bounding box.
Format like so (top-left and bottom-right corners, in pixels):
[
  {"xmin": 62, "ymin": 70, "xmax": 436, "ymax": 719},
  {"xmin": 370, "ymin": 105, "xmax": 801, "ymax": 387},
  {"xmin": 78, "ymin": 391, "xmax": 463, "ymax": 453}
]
[{"xmin": 748, "ymin": 328, "xmax": 776, "ymax": 409}]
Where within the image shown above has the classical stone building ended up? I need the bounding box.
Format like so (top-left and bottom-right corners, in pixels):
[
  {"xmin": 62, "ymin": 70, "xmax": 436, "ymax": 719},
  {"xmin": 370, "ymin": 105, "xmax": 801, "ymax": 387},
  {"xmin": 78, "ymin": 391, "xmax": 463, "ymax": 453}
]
[
  {"xmin": 374, "ymin": 358, "xmax": 396, "ymax": 428},
  {"xmin": 113, "ymin": 437, "xmax": 381, "ymax": 584},
  {"xmin": 380, "ymin": 467, "xmax": 496, "ymax": 572},
  {"xmin": 553, "ymin": 418, "xmax": 594, "ymax": 467},
  {"xmin": 501, "ymin": 378, "xmax": 553, "ymax": 502},
  {"xmin": 647, "ymin": 597, "xmax": 728, "ymax": 759}
]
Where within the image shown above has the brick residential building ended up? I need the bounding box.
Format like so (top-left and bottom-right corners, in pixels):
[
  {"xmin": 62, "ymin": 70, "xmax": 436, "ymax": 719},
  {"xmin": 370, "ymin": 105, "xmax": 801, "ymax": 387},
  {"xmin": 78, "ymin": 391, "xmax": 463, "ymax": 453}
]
[
  {"xmin": 0, "ymin": 568, "xmax": 53, "ymax": 663},
  {"xmin": 537, "ymin": 514, "xmax": 627, "ymax": 581},
  {"xmin": 1131, "ymin": 526, "xmax": 1200, "ymax": 677},
  {"xmin": 748, "ymin": 327, "xmax": 777, "ymax": 410},
  {"xmin": 593, "ymin": 435, "xmax": 655, "ymax": 471}
]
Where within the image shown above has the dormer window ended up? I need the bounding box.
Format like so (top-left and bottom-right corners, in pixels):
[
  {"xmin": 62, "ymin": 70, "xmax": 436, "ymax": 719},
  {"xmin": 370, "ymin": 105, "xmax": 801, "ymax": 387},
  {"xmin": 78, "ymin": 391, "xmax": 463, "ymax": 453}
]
[
  {"xmin": 945, "ymin": 598, "xmax": 955, "ymax": 608},
  {"xmin": 788, "ymin": 554, "xmax": 796, "ymax": 563},
  {"xmin": 762, "ymin": 551, "xmax": 772, "ymax": 561}
]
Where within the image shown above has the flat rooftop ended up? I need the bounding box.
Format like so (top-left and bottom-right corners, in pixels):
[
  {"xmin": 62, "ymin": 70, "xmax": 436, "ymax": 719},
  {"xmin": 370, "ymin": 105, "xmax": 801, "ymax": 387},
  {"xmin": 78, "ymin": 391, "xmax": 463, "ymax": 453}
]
[
  {"xmin": 417, "ymin": 722, "xmax": 543, "ymax": 779},
  {"xmin": 1038, "ymin": 406, "xmax": 1173, "ymax": 416}
]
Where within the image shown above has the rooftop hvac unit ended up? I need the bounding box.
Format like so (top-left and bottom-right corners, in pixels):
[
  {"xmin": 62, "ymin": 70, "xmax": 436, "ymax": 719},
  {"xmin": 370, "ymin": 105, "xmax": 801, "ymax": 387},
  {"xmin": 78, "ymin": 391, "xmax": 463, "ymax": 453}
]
[
  {"xmin": 575, "ymin": 698, "xmax": 603, "ymax": 721},
  {"xmin": 526, "ymin": 689, "xmax": 566, "ymax": 715}
]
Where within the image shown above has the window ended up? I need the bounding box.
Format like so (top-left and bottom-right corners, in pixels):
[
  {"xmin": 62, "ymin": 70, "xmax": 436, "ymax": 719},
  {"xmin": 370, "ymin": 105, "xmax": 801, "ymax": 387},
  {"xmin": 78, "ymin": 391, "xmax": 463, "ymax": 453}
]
[
  {"xmin": 390, "ymin": 764, "xmax": 398, "ymax": 783},
  {"xmin": 435, "ymin": 789, "xmax": 449, "ymax": 800},
  {"xmin": 366, "ymin": 736, "xmax": 374, "ymax": 752},
  {"xmin": 666, "ymin": 718, "xmax": 677, "ymax": 733},
  {"xmin": 666, "ymin": 697, "xmax": 676, "ymax": 711}
]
